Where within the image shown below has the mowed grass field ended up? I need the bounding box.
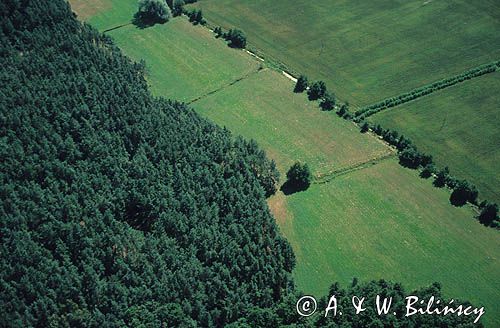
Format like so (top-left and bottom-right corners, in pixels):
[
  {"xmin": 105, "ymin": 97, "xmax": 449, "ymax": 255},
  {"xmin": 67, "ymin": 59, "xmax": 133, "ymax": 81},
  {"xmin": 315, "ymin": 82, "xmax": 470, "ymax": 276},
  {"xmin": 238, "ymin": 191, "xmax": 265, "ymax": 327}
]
[
  {"xmin": 107, "ymin": 20, "xmax": 260, "ymax": 102},
  {"xmin": 370, "ymin": 72, "xmax": 500, "ymax": 203},
  {"xmin": 192, "ymin": 0, "xmax": 500, "ymax": 107},
  {"xmin": 194, "ymin": 69, "xmax": 391, "ymax": 175},
  {"xmin": 274, "ymin": 159, "xmax": 500, "ymax": 326}
]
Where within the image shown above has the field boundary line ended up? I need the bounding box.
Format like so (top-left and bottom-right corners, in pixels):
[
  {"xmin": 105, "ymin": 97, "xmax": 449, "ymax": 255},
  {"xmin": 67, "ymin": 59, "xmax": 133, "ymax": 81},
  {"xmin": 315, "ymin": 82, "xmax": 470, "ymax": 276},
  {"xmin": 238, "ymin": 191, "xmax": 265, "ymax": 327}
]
[
  {"xmin": 355, "ymin": 60, "xmax": 500, "ymax": 118},
  {"xmin": 187, "ymin": 68, "xmax": 264, "ymax": 104},
  {"xmin": 102, "ymin": 22, "xmax": 133, "ymax": 33},
  {"xmin": 313, "ymin": 151, "xmax": 396, "ymax": 185}
]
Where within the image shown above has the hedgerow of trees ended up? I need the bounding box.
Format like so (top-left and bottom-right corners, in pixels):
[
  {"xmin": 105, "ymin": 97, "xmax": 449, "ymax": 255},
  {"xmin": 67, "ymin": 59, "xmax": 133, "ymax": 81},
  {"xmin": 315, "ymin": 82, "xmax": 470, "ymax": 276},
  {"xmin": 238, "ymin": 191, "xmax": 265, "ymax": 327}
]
[
  {"xmin": 355, "ymin": 61, "xmax": 500, "ymax": 118},
  {"xmin": 358, "ymin": 121, "xmax": 498, "ymax": 226},
  {"xmin": 289, "ymin": 62, "xmax": 499, "ymax": 228}
]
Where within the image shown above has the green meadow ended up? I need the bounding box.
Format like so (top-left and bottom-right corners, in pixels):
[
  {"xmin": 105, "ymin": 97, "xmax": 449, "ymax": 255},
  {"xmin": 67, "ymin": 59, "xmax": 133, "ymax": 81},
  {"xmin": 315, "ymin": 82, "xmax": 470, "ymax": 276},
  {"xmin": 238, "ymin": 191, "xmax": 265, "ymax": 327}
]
[
  {"xmin": 276, "ymin": 159, "xmax": 500, "ymax": 325},
  {"xmin": 67, "ymin": 1, "xmax": 500, "ymax": 325},
  {"xmin": 192, "ymin": 0, "xmax": 500, "ymax": 107},
  {"xmin": 371, "ymin": 72, "xmax": 500, "ymax": 203},
  {"xmin": 70, "ymin": 0, "xmax": 260, "ymax": 102},
  {"xmin": 194, "ymin": 69, "xmax": 391, "ymax": 175},
  {"xmin": 107, "ymin": 20, "xmax": 260, "ymax": 102}
]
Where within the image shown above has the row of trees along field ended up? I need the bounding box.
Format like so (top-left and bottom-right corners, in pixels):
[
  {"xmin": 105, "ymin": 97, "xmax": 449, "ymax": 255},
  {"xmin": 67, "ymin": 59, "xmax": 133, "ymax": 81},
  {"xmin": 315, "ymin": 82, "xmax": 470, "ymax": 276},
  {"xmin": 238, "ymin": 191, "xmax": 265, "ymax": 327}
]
[
  {"xmin": 0, "ymin": 0, "xmax": 483, "ymax": 326},
  {"xmin": 135, "ymin": 0, "xmax": 247, "ymax": 48},
  {"xmin": 294, "ymin": 73, "xmax": 499, "ymax": 228}
]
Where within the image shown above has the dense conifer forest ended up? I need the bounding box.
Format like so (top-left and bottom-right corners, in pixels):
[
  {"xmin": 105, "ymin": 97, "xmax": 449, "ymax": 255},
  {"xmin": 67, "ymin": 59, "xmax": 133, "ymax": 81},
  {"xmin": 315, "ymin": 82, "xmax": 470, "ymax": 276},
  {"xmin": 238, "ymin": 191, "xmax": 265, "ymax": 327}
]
[
  {"xmin": 0, "ymin": 0, "xmax": 483, "ymax": 326},
  {"xmin": 0, "ymin": 1, "xmax": 292, "ymax": 325}
]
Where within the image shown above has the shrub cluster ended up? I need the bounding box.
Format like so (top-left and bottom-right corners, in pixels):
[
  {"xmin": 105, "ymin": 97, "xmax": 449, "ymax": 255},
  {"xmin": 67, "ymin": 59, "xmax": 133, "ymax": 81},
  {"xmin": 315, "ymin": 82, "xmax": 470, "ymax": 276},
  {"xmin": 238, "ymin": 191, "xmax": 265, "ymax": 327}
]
[
  {"xmin": 170, "ymin": 0, "xmax": 184, "ymax": 16},
  {"xmin": 186, "ymin": 8, "xmax": 205, "ymax": 25},
  {"xmin": 213, "ymin": 27, "xmax": 247, "ymax": 49},
  {"xmin": 224, "ymin": 28, "xmax": 247, "ymax": 48},
  {"xmin": 355, "ymin": 61, "xmax": 500, "ymax": 118}
]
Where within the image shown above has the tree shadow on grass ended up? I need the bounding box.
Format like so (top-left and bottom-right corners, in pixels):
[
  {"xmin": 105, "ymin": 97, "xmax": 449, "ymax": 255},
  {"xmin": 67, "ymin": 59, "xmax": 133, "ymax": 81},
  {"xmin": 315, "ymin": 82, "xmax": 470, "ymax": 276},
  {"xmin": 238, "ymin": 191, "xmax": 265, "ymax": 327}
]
[{"xmin": 280, "ymin": 180, "xmax": 309, "ymax": 196}]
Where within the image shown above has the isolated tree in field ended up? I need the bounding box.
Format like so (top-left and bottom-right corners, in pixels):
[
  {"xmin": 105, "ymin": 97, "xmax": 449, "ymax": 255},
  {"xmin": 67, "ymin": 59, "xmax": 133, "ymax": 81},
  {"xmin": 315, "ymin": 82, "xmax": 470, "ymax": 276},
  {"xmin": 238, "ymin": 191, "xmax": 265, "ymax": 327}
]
[
  {"xmin": 320, "ymin": 92, "xmax": 336, "ymax": 110},
  {"xmin": 286, "ymin": 162, "xmax": 312, "ymax": 191},
  {"xmin": 308, "ymin": 81, "xmax": 326, "ymax": 100},
  {"xmin": 478, "ymin": 202, "xmax": 499, "ymax": 226},
  {"xmin": 226, "ymin": 29, "xmax": 247, "ymax": 48},
  {"xmin": 137, "ymin": 0, "xmax": 171, "ymax": 24},
  {"xmin": 294, "ymin": 75, "xmax": 308, "ymax": 93}
]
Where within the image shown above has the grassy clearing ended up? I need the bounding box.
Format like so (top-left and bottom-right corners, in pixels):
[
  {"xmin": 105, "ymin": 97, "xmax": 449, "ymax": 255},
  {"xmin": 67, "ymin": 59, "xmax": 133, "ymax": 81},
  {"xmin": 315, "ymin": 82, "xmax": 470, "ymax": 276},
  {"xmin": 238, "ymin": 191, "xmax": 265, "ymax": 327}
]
[
  {"xmin": 370, "ymin": 72, "xmax": 500, "ymax": 203},
  {"xmin": 272, "ymin": 159, "xmax": 500, "ymax": 326},
  {"xmin": 192, "ymin": 0, "xmax": 500, "ymax": 107},
  {"xmin": 194, "ymin": 69, "xmax": 391, "ymax": 175},
  {"xmin": 106, "ymin": 19, "xmax": 261, "ymax": 102},
  {"xmin": 67, "ymin": 0, "xmax": 111, "ymax": 21}
]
